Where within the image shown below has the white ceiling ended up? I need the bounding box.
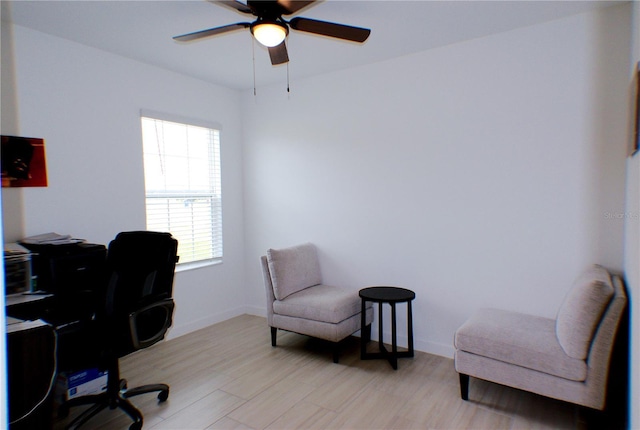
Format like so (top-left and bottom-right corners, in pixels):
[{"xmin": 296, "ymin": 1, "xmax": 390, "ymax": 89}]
[{"xmin": 1, "ymin": 0, "xmax": 624, "ymax": 91}]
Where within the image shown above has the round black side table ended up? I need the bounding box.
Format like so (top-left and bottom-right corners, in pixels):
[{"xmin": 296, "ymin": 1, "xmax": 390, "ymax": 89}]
[{"xmin": 359, "ymin": 286, "xmax": 415, "ymax": 370}]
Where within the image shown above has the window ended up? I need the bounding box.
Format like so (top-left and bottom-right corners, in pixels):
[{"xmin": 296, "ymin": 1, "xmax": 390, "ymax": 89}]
[{"xmin": 141, "ymin": 114, "xmax": 222, "ymax": 265}]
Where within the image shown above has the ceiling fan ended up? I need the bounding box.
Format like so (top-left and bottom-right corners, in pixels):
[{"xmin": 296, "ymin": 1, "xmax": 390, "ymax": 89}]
[{"xmin": 173, "ymin": 0, "xmax": 371, "ymax": 65}]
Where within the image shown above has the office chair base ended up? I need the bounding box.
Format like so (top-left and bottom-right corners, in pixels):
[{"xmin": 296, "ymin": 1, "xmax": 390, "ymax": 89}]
[
  {"xmin": 59, "ymin": 378, "xmax": 169, "ymax": 430},
  {"xmin": 124, "ymin": 382, "xmax": 170, "ymax": 402}
]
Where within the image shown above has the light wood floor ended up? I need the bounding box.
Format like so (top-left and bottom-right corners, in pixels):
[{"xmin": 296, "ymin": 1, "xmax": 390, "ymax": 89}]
[{"xmin": 54, "ymin": 314, "xmax": 606, "ymax": 429}]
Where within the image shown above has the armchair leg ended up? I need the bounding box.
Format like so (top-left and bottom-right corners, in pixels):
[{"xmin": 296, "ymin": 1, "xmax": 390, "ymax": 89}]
[
  {"xmin": 271, "ymin": 327, "xmax": 277, "ymax": 347},
  {"xmin": 332, "ymin": 343, "xmax": 340, "ymax": 364},
  {"xmin": 459, "ymin": 373, "xmax": 470, "ymax": 400}
]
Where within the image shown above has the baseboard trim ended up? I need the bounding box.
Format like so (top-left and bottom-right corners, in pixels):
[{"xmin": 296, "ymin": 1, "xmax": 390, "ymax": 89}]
[{"xmin": 167, "ymin": 306, "xmax": 248, "ymax": 340}]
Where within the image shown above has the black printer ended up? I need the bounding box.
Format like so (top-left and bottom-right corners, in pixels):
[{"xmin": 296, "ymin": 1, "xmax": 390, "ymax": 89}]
[
  {"xmin": 19, "ymin": 240, "xmax": 107, "ymax": 325},
  {"xmin": 20, "ymin": 241, "xmax": 107, "ymax": 295}
]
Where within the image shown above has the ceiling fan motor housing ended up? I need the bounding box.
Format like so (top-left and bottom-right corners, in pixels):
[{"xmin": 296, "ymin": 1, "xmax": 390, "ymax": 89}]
[{"xmin": 250, "ymin": 18, "xmax": 289, "ymax": 47}]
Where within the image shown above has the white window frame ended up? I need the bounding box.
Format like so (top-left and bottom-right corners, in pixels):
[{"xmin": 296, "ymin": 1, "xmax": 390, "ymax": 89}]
[{"xmin": 140, "ymin": 110, "xmax": 223, "ymax": 269}]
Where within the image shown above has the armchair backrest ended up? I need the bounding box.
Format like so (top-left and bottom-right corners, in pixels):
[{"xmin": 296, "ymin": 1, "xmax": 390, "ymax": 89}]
[
  {"xmin": 555, "ymin": 265, "xmax": 615, "ymax": 360},
  {"xmin": 583, "ymin": 274, "xmax": 627, "ymax": 409},
  {"xmin": 102, "ymin": 231, "xmax": 178, "ymax": 356},
  {"xmin": 261, "ymin": 256, "xmax": 276, "ymax": 326},
  {"xmin": 265, "ymin": 243, "xmax": 322, "ymax": 300}
]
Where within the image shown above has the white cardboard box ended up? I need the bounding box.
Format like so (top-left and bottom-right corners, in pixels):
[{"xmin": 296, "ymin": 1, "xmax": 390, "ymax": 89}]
[{"xmin": 56, "ymin": 368, "xmax": 108, "ymax": 403}]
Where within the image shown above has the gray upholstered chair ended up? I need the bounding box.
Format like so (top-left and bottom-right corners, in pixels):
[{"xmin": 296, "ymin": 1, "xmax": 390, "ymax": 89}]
[
  {"xmin": 261, "ymin": 243, "xmax": 373, "ymax": 363},
  {"xmin": 454, "ymin": 265, "xmax": 627, "ymax": 411}
]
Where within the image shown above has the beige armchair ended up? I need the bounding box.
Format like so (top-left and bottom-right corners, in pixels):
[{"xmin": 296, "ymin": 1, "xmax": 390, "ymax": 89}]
[
  {"xmin": 261, "ymin": 243, "xmax": 373, "ymax": 363},
  {"xmin": 454, "ymin": 265, "xmax": 627, "ymax": 411}
]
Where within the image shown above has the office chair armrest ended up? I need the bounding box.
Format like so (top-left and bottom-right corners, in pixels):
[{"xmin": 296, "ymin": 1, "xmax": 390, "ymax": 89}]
[{"xmin": 128, "ymin": 298, "xmax": 175, "ymax": 350}]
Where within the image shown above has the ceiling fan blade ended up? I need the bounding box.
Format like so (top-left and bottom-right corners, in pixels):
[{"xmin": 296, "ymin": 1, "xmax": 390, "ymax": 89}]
[
  {"xmin": 277, "ymin": 0, "xmax": 316, "ymax": 15},
  {"xmin": 173, "ymin": 23, "xmax": 250, "ymax": 42},
  {"xmin": 289, "ymin": 17, "xmax": 370, "ymax": 43},
  {"xmin": 210, "ymin": 0, "xmax": 254, "ymax": 15},
  {"xmin": 268, "ymin": 41, "xmax": 289, "ymax": 65}
]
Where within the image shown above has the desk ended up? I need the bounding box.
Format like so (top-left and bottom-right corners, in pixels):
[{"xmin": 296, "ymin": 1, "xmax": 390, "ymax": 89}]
[
  {"xmin": 6, "ymin": 292, "xmax": 54, "ymax": 307},
  {"xmin": 6, "ymin": 317, "xmax": 56, "ymax": 430},
  {"xmin": 6, "ymin": 292, "xmax": 54, "ymax": 321},
  {"xmin": 359, "ymin": 286, "xmax": 415, "ymax": 370},
  {"xmin": 6, "ymin": 293, "xmax": 65, "ymax": 430},
  {"xmin": 5, "ymin": 242, "xmax": 106, "ymax": 428}
]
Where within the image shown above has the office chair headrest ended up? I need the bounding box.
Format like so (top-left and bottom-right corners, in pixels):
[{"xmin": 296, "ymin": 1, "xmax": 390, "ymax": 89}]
[
  {"xmin": 111, "ymin": 231, "xmax": 176, "ymax": 252},
  {"xmin": 115, "ymin": 231, "xmax": 174, "ymax": 243}
]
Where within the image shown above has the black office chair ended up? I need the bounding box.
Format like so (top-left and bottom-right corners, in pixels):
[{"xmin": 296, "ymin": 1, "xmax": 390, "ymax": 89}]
[{"xmin": 58, "ymin": 231, "xmax": 179, "ymax": 430}]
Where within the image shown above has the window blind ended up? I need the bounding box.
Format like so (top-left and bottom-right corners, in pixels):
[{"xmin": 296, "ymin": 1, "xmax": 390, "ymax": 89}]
[{"xmin": 141, "ymin": 116, "xmax": 222, "ymax": 265}]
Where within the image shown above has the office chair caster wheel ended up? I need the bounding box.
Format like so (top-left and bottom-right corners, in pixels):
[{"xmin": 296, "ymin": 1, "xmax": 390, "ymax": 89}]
[
  {"xmin": 128, "ymin": 421, "xmax": 143, "ymax": 430},
  {"xmin": 158, "ymin": 389, "xmax": 169, "ymax": 402}
]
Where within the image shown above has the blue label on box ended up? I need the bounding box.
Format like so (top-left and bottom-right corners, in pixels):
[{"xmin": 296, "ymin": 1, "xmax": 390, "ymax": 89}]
[{"xmin": 67, "ymin": 368, "xmax": 108, "ymax": 389}]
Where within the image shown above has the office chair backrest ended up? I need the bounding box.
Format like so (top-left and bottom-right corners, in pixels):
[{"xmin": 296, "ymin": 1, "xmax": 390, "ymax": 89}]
[{"xmin": 102, "ymin": 231, "xmax": 178, "ymax": 356}]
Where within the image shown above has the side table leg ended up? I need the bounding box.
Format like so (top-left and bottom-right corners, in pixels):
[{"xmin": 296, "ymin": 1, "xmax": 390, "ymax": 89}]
[
  {"xmin": 408, "ymin": 300, "xmax": 414, "ymax": 357},
  {"xmin": 391, "ymin": 303, "xmax": 398, "ymax": 370},
  {"xmin": 360, "ymin": 299, "xmax": 366, "ymax": 359},
  {"xmin": 378, "ymin": 301, "xmax": 384, "ymax": 353}
]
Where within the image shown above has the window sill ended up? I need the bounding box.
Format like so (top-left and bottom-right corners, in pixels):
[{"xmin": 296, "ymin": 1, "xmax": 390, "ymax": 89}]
[{"xmin": 176, "ymin": 259, "xmax": 222, "ymax": 273}]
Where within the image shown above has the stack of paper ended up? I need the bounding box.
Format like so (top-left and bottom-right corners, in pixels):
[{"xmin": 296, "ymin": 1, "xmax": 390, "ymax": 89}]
[{"xmin": 21, "ymin": 232, "xmax": 85, "ymax": 245}]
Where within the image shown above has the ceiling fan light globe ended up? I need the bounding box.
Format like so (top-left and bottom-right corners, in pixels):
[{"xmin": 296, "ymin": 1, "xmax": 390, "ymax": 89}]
[{"xmin": 252, "ymin": 23, "xmax": 287, "ymax": 47}]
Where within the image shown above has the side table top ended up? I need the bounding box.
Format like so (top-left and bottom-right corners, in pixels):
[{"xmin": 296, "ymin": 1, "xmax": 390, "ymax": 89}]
[{"xmin": 359, "ymin": 286, "xmax": 415, "ymax": 302}]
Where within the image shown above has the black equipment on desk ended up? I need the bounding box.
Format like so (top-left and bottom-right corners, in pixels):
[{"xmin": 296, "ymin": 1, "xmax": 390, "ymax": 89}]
[
  {"xmin": 19, "ymin": 242, "xmax": 107, "ymax": 294},
  {"xmin": 18, "ymin": 241, "xmax": 107, "ymax": 325},
  {"xmin": 4, "ymin": 244, "xmax": 33, "ymax": 296}
]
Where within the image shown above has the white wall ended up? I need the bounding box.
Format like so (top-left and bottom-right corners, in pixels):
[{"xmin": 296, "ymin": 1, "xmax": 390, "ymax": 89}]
[
  {"xmin": 0, "ymin": 10, "xmax": 18, "ymax": 427},
  {"xmin": 626, "ymin": 3, "xmax": 640, "ymax": 429},
  {"xmin": 242, "ymin": 5, "xmax": 631, "ymax": 357},
  {"xmin": 1, "ymin": 10, "xmax": 25, "ymax": 242},
  {"xmin": 9, "ymin": 25, "xmax": 248, "ymax": 337}
]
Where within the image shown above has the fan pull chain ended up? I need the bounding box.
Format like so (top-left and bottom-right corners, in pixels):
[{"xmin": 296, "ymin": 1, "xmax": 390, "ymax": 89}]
[
  {"xmin": 285, "ymin": 38, "xmax": 291, "ymax": 97},
  {"xmin": 252, "ymin": 37, "xmax": 257, "ymax": 98}
]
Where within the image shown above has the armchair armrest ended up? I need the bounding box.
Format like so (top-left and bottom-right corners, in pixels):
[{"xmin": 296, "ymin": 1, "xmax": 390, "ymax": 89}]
[{"xmin": 128, "ymin": 298, "xmax": 175, "ymax": 350}]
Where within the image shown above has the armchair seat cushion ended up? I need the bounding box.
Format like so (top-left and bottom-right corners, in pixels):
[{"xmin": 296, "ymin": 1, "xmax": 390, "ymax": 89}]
[
  {"xmin": 455, "ymin": 308, "xmax": 587, "ymax": 381},
  {"xmin": 273, "ymin": 284, "xmax": 370, "ymax": 324}
]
